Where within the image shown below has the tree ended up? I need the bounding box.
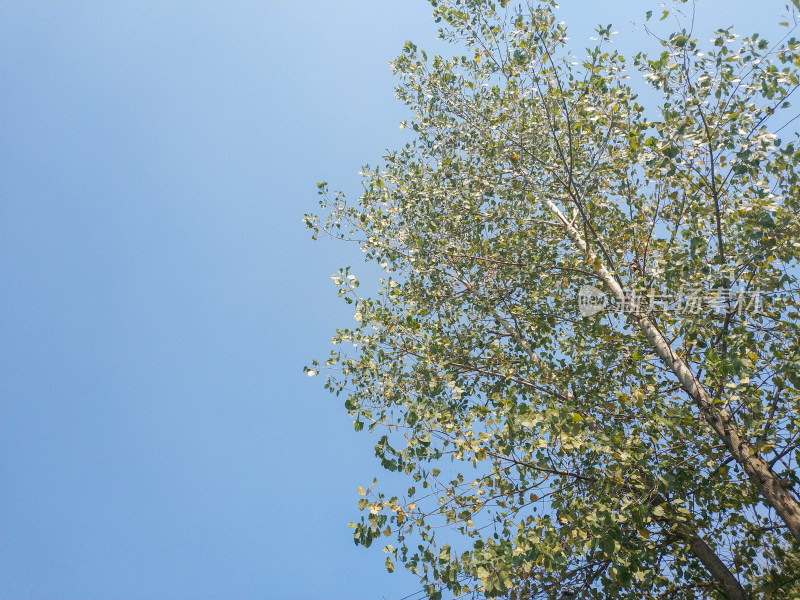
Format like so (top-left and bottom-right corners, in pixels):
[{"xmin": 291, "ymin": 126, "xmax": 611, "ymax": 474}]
[{"xmin": 305, "ymin": 1, "xmax": 800, "ymax": 598}]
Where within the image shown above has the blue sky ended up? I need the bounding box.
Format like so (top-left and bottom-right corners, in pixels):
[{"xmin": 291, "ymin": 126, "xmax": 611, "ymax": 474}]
[{"xmin": 0, "ymin": 2, "xmax": 790, "ymax": 599}]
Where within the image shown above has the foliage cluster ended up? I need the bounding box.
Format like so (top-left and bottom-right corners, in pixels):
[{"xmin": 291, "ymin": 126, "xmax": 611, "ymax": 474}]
[{"xmin": 306, "ymin": 1, "xmax": 800, "ymax": 598}]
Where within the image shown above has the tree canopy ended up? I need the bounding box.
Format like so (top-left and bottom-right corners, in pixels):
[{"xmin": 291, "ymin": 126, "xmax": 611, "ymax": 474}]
[{"xmin": 306, "ymin": 1, "xmax": 800, "ymax": 598}]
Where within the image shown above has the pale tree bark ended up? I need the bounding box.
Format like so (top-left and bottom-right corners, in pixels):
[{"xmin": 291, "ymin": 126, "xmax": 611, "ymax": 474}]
[{"xmin": 526, "ymin": 178, "xmax": 800, "ymax": 545}]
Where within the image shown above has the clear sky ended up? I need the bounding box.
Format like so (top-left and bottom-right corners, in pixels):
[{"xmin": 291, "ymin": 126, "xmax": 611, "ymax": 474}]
[{"xmin": 0, "ymin": 2, "xmax": 790, "ymax": 600}]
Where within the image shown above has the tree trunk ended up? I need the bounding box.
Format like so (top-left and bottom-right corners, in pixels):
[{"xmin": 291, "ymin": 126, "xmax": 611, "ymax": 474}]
[
  {"xmin": 685, "ymin": 530, "xmax": 751, "ymax": 600},
  {"xmin": 535, "ymin": 187, "xmax": 800, "ymax": 544}
]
